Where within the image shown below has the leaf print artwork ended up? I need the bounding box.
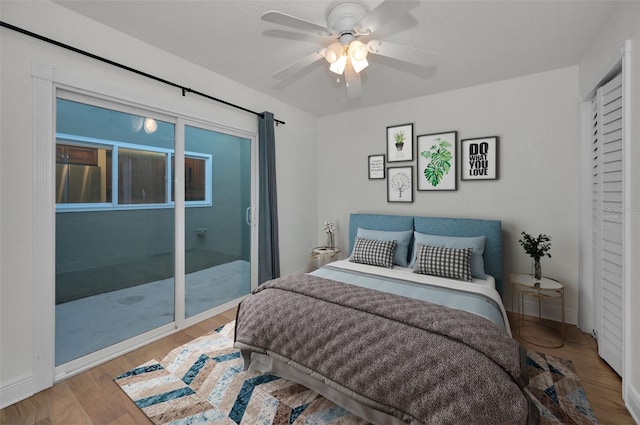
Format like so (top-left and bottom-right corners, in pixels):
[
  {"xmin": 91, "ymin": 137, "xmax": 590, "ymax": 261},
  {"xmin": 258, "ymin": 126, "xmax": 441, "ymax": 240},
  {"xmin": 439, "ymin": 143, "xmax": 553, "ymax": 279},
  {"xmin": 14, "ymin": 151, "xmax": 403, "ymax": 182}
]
[{"xmin": 421, "ymin": 138, "xmax": 453, "ymax": 187}]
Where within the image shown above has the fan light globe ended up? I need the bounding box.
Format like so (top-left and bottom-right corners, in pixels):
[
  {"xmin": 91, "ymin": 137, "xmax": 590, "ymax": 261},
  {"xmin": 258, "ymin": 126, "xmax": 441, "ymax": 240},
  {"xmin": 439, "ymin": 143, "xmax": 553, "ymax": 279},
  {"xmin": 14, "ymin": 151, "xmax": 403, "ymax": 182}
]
[
  {"xmin": 325, "ymin": 42, "xmax": 344, "ymax": 64},
  {"xmin": 348, "ymin": 40, "xmax": 368, "ymax": 62},
  {"xmin": 351, "ymin": 57, "xmax": 369, "ymax": 73},
  {"xmin": 329, "ymin": 55, "xmax": 347, "ymax": 74}
]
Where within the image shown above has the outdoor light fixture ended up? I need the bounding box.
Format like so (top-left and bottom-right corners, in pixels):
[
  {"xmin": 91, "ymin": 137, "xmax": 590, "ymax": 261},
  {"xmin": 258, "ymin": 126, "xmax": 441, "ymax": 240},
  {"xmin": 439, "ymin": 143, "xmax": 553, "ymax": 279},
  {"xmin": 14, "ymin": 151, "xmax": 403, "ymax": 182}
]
[{"xmin": 143, "ymin": 117, "xmax": 158, "ymax": 134}]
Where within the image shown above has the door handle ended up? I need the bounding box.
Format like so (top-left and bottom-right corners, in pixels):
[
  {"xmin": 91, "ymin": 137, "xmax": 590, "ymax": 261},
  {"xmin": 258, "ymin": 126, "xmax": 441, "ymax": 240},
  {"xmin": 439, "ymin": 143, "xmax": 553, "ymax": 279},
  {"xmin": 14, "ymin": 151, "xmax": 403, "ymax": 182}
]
[{"xmin": 245, "ymin": 207, "xmax": 251, "ymax": 226}]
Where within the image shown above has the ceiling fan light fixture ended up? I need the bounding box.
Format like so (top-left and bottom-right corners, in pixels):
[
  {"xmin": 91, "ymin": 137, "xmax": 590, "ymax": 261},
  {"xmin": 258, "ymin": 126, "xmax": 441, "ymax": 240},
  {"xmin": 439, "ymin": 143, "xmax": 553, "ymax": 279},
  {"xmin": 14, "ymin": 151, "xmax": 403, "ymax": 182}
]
[
  {"xmin": 348, "ymin": 40, "xmax": 368, "ymax": 62},
  {"xmin": 351, "ymin": 56, "xmax": 369, "ymax": 73},
  {"xmin": 329, "ymin": 54, "xmax": 347, "ymax": 74},
  {"xmin": 262, "ymin": 0, "xmax": 437, "ymax": 99},
  {"xmin": 324, "ymin": 42, "xmax": 344, "ymax": 64}
]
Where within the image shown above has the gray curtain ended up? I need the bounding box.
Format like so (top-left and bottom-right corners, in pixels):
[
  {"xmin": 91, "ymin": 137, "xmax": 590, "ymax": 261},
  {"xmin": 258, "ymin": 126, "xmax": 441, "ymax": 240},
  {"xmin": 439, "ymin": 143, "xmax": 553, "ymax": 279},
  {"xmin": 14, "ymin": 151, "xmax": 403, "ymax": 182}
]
[{"xmin": 258, "ymin": 112, "xmax": 280, "ymax": 283}]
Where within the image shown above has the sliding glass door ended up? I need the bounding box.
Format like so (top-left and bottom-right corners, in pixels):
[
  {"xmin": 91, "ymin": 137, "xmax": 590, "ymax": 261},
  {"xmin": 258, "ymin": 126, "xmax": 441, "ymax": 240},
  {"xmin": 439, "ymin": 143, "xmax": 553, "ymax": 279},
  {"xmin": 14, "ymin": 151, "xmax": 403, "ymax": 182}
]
[
  {"xmin": 54, "ymin": 94, "xmax": 254, "ymax": 368},
  {"xmin": 55, "ymin": 98, "xmax": 176, "ymax": 365},
  {"xmin": 184, "ymin": 125, "xmax": 252, "ymax": 318}
]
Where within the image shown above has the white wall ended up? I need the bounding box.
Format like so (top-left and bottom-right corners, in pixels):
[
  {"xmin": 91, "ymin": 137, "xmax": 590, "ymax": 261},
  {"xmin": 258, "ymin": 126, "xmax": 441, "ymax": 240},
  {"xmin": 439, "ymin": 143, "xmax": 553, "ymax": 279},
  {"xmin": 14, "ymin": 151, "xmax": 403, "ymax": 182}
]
[
  {"xmin": 317, "ymin": 67, "xmax": 580, "ymax": 322},
  {"xmin": 0, "ymin": 0, "xmax": 318, "ymax": 405},
  {"xmin": 578, "ymin": 2, "xmax": 640, "ymax": 421}
]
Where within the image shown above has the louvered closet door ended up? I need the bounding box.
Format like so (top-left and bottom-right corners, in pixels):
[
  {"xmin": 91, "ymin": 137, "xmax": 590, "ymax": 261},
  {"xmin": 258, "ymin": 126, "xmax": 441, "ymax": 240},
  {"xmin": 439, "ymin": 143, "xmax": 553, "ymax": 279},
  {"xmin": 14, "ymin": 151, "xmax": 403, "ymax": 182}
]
[{"xmin": 592, "ymin": 73, "xmax": 624, "ymax": 376}]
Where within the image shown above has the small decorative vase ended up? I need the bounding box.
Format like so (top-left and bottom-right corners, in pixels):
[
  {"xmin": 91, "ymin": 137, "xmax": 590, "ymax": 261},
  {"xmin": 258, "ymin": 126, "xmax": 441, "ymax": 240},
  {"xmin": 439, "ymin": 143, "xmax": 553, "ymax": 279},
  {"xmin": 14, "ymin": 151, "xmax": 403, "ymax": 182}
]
[
  {"xmin": 327, "ymin": 233, "xmax": 335, "ymax": 250},
  {"xmin": 533, "ymin": 259, "xmax": 542, "ymax": 280}
]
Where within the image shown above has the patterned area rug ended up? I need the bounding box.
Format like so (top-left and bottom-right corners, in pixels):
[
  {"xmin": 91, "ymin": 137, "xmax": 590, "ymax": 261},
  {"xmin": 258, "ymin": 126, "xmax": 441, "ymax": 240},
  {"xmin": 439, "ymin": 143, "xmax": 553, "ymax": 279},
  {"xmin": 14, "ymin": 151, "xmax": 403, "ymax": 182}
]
[
  {"xmin": 525, "ymin": 351, "xmax": 599, "ymax": 425},
  {"xmin": 114, "ymin": 322, "xmax": 598, "ymax": 425}
]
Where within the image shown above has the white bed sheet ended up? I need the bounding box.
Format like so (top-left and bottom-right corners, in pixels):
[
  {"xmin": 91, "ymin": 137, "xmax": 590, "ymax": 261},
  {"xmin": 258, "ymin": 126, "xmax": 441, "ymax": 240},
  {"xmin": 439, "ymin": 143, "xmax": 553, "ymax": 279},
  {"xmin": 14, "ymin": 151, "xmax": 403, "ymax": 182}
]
[{"xmin": 319, "ymin": 259, "xmax": 511, "ymax": 335}]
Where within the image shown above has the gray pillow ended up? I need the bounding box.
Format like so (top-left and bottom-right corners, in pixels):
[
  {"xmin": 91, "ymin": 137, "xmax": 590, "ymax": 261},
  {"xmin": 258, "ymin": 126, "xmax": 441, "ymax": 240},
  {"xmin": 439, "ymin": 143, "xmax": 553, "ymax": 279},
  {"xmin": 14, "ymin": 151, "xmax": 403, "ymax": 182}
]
[
  {"xmin": 350, "ymin": 237, "xmax": 398, "ymax": 269},
  {"xmin": 413, "ymin": 245, "xmax": 473, "ymax": 282}
]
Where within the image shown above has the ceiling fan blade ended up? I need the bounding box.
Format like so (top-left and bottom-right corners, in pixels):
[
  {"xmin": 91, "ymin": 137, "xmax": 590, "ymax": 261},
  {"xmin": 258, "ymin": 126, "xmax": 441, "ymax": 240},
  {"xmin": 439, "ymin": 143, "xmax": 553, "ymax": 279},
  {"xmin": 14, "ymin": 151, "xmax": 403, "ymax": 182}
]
[
  {"xmin": 367, "ymin": 40, "xmax": 438, "ymax": 68},
  {"xmin": 344, "ymin": 64, "xmax": 362, "ymax": 99},
  {"xmin": 273, "ymin": 49, "xmax": 326, "ymax": 80},
  {"xmin": 263, "ymin": 29, "xmax": 332, "ymax": 43},
  {"xmin": 355, "ymin": 0, "xmax": 420, "ymax": 35},
  {"xmin": 261, "ymin": 11, "xmax": 333, "ymax": 37}
]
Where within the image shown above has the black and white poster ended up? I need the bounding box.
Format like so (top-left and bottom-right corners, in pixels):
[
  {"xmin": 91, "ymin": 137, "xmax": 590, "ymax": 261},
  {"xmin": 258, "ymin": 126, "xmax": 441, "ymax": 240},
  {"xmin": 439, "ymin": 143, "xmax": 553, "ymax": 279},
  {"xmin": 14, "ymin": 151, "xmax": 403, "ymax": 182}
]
[
  {"xmin": 461, "ymin": 137, "xmax": 498, "ymax": 180},
  {"xmin": 368, "ymin": 154, "xmax": 385, "ymax": 179},
  {"xmin": 387, "ymin": 166, "xmax": 413, "ymax": 203}
]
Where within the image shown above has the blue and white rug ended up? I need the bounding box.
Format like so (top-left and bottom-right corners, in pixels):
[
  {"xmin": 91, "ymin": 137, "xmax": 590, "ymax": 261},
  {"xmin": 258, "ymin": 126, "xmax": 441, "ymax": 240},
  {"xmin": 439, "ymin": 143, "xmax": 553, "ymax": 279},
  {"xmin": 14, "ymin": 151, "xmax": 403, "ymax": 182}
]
[{"xmin": 115, "ymin": 322, "xmax": 597, "ymax": 425}]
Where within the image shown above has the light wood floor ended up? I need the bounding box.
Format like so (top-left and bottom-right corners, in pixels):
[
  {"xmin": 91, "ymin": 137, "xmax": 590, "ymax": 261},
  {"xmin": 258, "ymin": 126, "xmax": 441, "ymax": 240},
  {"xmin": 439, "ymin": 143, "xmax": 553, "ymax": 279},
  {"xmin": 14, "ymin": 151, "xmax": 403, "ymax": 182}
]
[
  {"xmin": 507, "ymin": 311, "xmax": 635, "ymax": 425},
  {"xmin": 1, "ymin": 308, "xmax": 635, "ymax": 425}
]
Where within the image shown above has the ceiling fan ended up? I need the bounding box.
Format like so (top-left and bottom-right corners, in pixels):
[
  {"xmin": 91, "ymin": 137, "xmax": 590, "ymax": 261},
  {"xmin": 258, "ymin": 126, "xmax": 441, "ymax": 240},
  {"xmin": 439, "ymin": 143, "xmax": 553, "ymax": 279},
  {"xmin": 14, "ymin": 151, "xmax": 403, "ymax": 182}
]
[{"xmin": 261, "ymin": 0, "xmax": 438, "ymax": 99}]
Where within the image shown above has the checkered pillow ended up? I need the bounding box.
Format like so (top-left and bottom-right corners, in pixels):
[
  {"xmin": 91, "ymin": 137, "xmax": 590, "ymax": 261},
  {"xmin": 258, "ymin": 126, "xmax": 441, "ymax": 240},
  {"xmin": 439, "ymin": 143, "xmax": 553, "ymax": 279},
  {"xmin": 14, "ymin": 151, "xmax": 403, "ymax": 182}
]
[
  {"xmin": 350, "ymin": 237, "xmax": 398, "ymax": 268},
  {"xmin": 413, "ymin": 244, "xmax": 473, "ymax": 281}
]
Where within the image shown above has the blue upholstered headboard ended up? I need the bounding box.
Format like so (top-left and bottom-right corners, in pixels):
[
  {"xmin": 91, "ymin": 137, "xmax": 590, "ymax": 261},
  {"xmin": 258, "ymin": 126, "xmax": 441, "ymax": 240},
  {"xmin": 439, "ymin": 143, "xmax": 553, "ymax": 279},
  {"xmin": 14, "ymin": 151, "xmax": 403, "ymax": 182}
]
[{"xmin": 349, "ymin": 213, "xmax": 504, "ymax": 296}]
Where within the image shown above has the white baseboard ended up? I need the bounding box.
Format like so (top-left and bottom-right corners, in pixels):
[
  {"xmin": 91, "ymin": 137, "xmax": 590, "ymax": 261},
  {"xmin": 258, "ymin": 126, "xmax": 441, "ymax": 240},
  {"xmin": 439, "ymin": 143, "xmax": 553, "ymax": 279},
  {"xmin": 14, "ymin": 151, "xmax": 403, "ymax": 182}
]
[
  {"xmin": 0, "ymin": 374, "xmax": 34, "ymax": 409},
  {"xmin": 625, "ymin": 382, "xmax": 640, "ymax": 424}
]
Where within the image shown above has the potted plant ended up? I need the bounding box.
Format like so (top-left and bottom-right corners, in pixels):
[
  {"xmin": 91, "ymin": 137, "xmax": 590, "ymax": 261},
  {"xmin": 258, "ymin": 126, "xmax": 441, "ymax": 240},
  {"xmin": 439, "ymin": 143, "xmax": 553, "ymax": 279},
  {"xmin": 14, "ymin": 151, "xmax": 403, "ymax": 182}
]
[
  {"xmin": 518, "ymin": 231, "xmax": 551, "ymax": 280},
  {"xmin": 394, "ymin": 131, "xmax": 405, "ymax": 151}
]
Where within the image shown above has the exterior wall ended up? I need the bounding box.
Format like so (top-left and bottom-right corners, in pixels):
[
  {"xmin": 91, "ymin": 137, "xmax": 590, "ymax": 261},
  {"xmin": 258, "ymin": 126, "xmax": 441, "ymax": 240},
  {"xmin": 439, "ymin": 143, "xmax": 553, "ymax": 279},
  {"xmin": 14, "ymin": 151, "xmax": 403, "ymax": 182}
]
[{"xmin": 55, "ymin": 132, "xmax": 248, "ymax": 276}]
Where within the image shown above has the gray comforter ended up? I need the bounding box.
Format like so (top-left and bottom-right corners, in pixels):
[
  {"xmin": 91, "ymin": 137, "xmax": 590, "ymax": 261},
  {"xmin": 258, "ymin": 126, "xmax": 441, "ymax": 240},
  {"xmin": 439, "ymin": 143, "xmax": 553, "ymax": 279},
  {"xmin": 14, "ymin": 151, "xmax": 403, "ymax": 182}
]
[{"xmin": 234, "ymin": 273, "xmax": 537, "ymax": 425}]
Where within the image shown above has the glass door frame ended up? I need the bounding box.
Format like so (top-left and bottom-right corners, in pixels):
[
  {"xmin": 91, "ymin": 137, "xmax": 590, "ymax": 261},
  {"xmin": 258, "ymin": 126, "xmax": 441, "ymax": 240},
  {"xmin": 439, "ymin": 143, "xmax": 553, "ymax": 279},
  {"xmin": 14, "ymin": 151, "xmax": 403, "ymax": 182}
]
[
  {"xmin": 175, "ymin": 117, "xmax": 259, "ymax": 329},
  {"xmin": 31, "ymin": 64, "xmax": 258, "ymax": 389},
  {"xmin": 54, "ymin": 92, "xmax": 179, "ymax": 369}
]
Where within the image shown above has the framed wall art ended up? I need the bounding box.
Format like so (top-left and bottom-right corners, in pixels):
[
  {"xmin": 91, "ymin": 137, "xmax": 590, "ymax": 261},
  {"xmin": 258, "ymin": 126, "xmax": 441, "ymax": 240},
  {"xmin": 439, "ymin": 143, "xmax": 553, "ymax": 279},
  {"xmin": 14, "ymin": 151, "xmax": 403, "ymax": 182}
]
[
  {"xmin": 387, "ymin": 166, "xmax": 413, "ymax": 203},
  {"xmin": 386, "ymin": 123, "xmax": 413, "ymax": 162},
  {"xmin": 368, "ymin": 154, "xmax": 385, "ymax": 179},
  {"xmin": 461, "ymin": 137, "xmax": 499, "ymax": 180},
  {"xmin": 417, "ymin": 131, "xmax": 457, "ymax": 191}
]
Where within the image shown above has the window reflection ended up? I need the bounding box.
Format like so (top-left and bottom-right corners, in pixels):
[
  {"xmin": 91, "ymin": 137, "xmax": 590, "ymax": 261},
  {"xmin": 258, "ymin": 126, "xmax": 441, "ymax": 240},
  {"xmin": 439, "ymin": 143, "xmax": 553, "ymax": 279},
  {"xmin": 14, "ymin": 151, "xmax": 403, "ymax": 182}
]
[{"xmin": 118, "ymin": 148, "xmax": 167, "ymax": 204}]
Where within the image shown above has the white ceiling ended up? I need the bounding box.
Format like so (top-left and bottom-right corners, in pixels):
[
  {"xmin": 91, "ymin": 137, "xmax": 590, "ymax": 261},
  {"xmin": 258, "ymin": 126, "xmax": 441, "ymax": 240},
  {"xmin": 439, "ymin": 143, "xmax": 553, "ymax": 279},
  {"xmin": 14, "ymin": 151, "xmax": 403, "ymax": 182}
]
[{"xmin": 53, "ymin": 0, "xmax": 619, "ymax": 116}]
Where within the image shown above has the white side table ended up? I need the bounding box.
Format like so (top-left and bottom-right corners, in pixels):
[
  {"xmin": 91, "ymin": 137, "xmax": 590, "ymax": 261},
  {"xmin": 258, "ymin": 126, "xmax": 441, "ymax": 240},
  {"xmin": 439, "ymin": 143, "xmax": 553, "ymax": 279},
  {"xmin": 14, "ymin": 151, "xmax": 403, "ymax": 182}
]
[
  {"xmin": 510, "ymin": 273, "xmax": 565, "ymax": 348},
  {"xmin": 310, "ymin": 247, "xmax": 341, "ymax": 270}
]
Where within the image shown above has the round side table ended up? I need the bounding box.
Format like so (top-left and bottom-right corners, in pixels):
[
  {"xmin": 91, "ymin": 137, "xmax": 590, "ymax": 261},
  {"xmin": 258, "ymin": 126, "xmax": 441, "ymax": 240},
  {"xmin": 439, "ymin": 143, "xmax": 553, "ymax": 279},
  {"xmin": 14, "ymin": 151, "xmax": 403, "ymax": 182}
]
[
  {"xmin": 510, "ymin": 273, "xmax": 565, "ymax": 348},
  {"xmin": 310, "ymin": 247, "xmax": 341, "ymax": 270}
]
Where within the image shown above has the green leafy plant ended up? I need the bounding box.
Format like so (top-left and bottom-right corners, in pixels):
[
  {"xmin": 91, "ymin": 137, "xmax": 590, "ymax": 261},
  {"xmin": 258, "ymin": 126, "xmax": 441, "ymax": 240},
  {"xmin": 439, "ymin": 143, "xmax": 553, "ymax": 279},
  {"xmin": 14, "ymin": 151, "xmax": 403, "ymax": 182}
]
[
  {"xmin": 394, "ymin": 131, "xmax": 405, "ymax": 146},
  {"xmin": 420, "ymin": 138, "xmax": 452, "ymax": 186},
  {"xmin": 518, "ymin": 232, "xmax": 552, "ymax": 260}
]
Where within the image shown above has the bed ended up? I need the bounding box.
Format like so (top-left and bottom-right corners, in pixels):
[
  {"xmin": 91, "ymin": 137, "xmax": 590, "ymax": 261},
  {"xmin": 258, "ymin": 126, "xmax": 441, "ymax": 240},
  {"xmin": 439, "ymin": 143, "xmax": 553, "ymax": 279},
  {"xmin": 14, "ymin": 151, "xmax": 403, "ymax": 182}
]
[{"xmin": 234, "ymin": 213, "xmax": 537, "ymax": 425}]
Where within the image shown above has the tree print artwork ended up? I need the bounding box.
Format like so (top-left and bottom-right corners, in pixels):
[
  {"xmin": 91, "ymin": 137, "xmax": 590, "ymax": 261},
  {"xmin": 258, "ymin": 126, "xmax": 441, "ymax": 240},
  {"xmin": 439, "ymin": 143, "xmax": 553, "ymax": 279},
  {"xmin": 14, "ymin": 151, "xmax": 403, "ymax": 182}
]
[
  {"xmin": 387, "ymin": 166, "xmax": 413, "ymax": 202},
  {"xmin": 390, "ymin": 171, "xmax": 411, "ymax": 197}
]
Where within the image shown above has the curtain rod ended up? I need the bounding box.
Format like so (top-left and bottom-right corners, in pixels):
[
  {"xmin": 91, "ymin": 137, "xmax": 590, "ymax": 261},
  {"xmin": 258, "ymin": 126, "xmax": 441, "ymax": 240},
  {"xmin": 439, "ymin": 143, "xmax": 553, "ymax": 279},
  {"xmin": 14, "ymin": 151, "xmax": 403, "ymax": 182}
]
[{"xmin": 0, "ymin": 21, "xmax": 285, "ymax": 126}]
